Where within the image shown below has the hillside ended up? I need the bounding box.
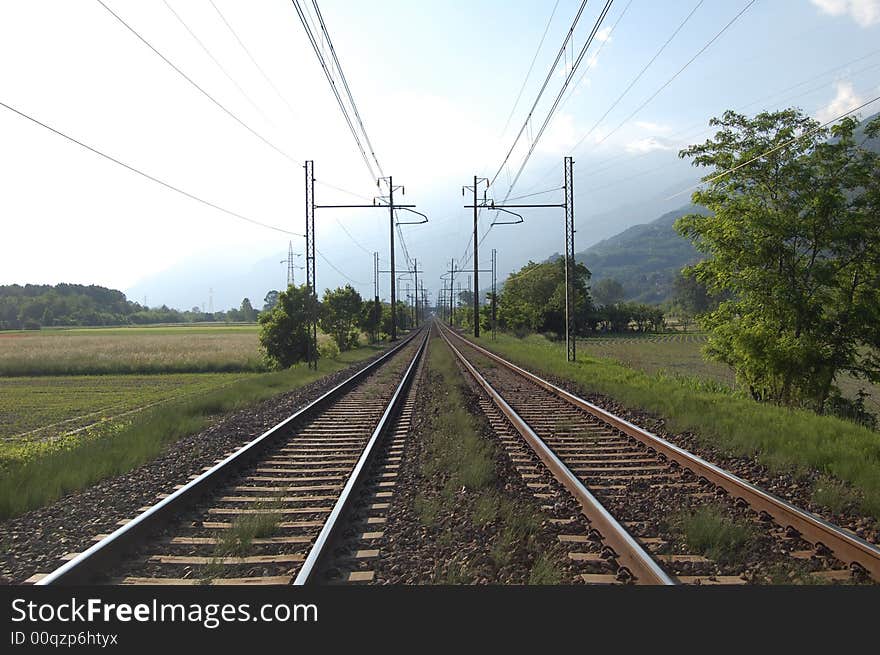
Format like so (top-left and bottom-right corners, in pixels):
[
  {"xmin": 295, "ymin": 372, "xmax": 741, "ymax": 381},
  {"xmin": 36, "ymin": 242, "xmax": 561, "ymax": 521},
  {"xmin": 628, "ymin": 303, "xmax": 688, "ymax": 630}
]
[{"xmin": 574, "ymin": 204, "xmax": 709, "ymax": 304}]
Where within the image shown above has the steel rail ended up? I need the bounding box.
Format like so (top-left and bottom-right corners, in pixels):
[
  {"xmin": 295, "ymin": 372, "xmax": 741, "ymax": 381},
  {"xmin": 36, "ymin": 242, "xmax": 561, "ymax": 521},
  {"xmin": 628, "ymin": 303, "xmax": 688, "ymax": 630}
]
[
  {"xmin": 295, "ymin": 330, "xmax": 429, "ymax": 584},
  {"xmin": 37, "ymin": 329, "xmax": 423, "ymax": 586},
  {"xmin": 438, "ymin": 323, "xmax": 674, "ymax": 585},
  {"xmin": 441, "ymin": 324, "xmax": 880, "ymax": 581}
]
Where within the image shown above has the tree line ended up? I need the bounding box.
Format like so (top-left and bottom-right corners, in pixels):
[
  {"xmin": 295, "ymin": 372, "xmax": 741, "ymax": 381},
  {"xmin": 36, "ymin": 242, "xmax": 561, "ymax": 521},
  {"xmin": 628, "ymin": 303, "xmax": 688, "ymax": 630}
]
[
  {"xmin": 0, "ymin": 283, "xmax": 261, "ymax": 329},
  {"xmin": 449, "ymin": 258, "xmax": 668, "ymax": 337},
  {"xmin": 258, "ymin": 283, "xmax": 414, "ymax": 369}
]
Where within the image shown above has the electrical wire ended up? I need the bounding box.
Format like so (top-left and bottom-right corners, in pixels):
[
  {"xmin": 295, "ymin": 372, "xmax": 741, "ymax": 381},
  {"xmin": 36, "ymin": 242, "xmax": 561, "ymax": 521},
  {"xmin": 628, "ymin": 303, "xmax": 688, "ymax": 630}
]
[
  {"xmin": 290, "ymin": 0, "xmax": 377, "ymax": 183},
  {"xmin": 95, "ymin": 0, "xmax": 297, "ymax": 165},
  {"xmin": 665, "ymin": 93, "xmax": 880, "ymax": 200},
  {"xmin": 594, "ymin": 0, "xmax": 756, "ymax": 149},
  {"xmin": 489, "ymin": 0, "xmax": 591, "ymax": 188},
  {"xmin": 208, "ymin": 0, "xmax": 299, "ymax": 117},
  {"xmin": 0, "ymin": 99, "xmax": 303, "ymax": 237},
  {"xmin": 316, "ymin": 247, "xmax": 370, "ymax": 286},
  {"xmin": 498, "ymin": 0, "xmax": 561, "ymax": 138},
  {"xmin": 161, "ymin": 0, "xmax": 272, "ymax": 124}
]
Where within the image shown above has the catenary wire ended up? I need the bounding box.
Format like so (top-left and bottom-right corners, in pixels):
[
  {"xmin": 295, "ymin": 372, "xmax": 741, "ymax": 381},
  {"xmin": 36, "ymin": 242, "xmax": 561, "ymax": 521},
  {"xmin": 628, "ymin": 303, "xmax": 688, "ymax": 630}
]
[{"xmin": 0, "ymin": 99, "xmax": 302, "ymax": 237}]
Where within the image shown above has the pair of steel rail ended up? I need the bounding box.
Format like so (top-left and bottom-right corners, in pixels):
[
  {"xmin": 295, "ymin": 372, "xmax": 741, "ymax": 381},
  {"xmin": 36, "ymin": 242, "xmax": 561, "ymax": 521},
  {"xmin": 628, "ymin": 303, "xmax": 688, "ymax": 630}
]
[
  {"xmin": 38, "ymin": 329, "xmax": 428, "ymax": 586},
  {"xmin": 437, "ymin": 320, "xmax": 880, "ymax": 584}
]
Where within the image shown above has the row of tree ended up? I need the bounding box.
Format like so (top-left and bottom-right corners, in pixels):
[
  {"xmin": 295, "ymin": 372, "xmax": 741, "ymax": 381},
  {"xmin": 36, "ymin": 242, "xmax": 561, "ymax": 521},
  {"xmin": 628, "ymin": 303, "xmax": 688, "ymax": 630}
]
[
  {"xmin": 0, "ymin": 283, "xmax": 262, "ymax": 329},
  {"xmin": 448, "ymin": 258, "xmax": 667, "ymax": 336},
  {"xmin": 258, "ymin": 284, "xmax": 415, "ymax": 369}
]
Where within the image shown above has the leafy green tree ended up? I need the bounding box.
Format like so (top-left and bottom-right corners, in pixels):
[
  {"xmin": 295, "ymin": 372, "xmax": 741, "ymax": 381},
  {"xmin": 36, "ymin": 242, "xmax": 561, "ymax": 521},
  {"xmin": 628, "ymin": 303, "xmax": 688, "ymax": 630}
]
[
  {"xmin": 258, "ymin": 285, "xmax": 316, "ymax": 369},
  {"xmin": 592, "ymin": 278, "xmax": 625, "ymax": 307},
  {"xmin": 239, "ymin": 298, "xmax": 258, "ymax": 322},
  {"xmin": 319, "ymin": 285, "xmax": 363, "ymax": 351},
  {"xmin": 497, "ymin": 259, "xmax": 593, "ymax": 336},
  {"xmin": 676, "ymin": 109, "xmax": 880, "ymax": 410},
  {"xmin": 671, "ymin": 270, "xmax": 716, "ymax": 331},
  {"xmin": 262, "ymin": 290, "xmax": 279, "ymax": 312},
  {"xmin": 359, "ymin": 297, "xmax": 383, "ymax": 343}
]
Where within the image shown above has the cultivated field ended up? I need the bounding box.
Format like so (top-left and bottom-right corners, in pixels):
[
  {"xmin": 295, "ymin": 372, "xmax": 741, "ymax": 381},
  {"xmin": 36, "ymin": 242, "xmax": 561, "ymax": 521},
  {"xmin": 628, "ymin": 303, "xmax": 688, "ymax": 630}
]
[
  {"xmin": 578, "ymin": 332, "xmax": 879, "ymax": 408},
  {"xmin": 0, "ymin": 373, "xmax": 248, "ymax": 444},
  {"xmin": 0, "ymin": 325, "xmax": 264, "ymax": 376},
  {"xmin": 0, "ymin": 323, "xmax": 383, "ymax": 518}
]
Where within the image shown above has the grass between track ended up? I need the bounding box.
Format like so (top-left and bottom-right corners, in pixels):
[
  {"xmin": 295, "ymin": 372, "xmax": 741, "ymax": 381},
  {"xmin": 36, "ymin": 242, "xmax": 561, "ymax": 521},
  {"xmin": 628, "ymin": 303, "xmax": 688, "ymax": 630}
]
[
  {"xmin": 474, "ymin": 333, "xmax": 880, "ymax": 521},
  {"xmin": 414, "ymin": 336, "xmax": 561, "ymax": 584},
  {"xmin": 0, "ymin": 347, "xmax": 382, "ymax": 520}
]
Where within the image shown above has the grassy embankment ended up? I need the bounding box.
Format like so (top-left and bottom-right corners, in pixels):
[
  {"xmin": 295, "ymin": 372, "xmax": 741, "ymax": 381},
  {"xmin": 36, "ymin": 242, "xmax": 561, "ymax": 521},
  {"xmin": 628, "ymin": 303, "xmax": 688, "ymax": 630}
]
[
  {"xmin": 414, "ymin": 336, "xmax": 561, "ymax": 584},
  {"xmin": 0, "ymin": 324, "xmax": 382, "ymax": 519},
  {"xmin": 476, "ymin": 333, "xmax": 880, "ymax": 521}
]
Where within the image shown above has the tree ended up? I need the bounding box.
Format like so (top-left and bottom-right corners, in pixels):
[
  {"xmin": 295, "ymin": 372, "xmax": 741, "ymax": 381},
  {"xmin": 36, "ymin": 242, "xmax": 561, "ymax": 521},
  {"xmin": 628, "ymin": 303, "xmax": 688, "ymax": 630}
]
[
  {"xmin": 319, "ymin": 285, "xmax": 363, "ymax": 351},
  {"xmin": 592, "ymin": 278, "xmax": 625, "ymax": 307},
  {"xmin": 239, "ymin": 298, "xmax": 257, "ymax": 322},
  {"xmin": 671, "ymin": 270, "xmax": 716, "ymax": 331},
  {"xmin": 676, "ymin": 109, "xmax": 880, "ymax": 410},
  {"xmin": 258, "ymin": 285, "xmax": 316, "ymax": 369},
  {"xmin": 497, "ymin": 259, "xmax": 593, "ymax": 336},
  {"xmin": 262, "ymin": 290, "xmax": 280, "ymax": 312},
  {"xmin": 359, "ymin": 297, "xmax": 382, "ymax": 343}
]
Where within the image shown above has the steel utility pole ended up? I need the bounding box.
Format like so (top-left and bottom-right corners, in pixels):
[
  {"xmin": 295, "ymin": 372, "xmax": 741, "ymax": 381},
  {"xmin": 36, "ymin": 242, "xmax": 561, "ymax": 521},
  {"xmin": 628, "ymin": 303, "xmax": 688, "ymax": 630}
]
[
  {"xmin": 491, "ymin": 248, "xmax": 497, "ymax": 340},
  {"xmin": 304, "ymin": 160, "xmax": 317, "ymax": 369},
  {"xmin": 563, "ymin": 156, "xmax": 576, "ymax": 362},
  {"xmin": 463, "ymin": 176, "xmax": 489, "ymax": 337},
  {"xmin": 313, "ymin": 169, "xmax": 427, "ymax": 342},
  {"xmin": 465, "ymin": 157, "xmax": 576, "ymax": 360}
]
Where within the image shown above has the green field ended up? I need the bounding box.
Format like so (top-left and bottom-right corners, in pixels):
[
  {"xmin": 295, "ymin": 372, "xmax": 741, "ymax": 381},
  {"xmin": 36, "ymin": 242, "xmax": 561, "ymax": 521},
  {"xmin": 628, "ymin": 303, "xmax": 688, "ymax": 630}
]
[
  {"xmin": 0, "ymin": 324, "xmax": 383, "ymax": 517},
  {"xmin": 578, "ymin": 333, "xmax": 879, "ymax": 410},
  {"xmin": 0, "ymin": 373, "xmax": 250, "ymax": 443},
  {"xmin": 477, "ymin": 332, "xmax": 880, "ymax": 521},
  {"xmin": 0, "ymin": 324, "xmax": 264, "ymax": 376}
]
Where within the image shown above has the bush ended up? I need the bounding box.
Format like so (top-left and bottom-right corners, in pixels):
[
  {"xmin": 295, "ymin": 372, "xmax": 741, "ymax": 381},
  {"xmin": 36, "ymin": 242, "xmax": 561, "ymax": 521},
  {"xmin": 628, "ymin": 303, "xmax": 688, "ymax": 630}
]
[
  {"xmin": 258, "ymin": 285, "xmax": 315, "ymax": 369},
  {"xmin": 318, "ymin": 339, "xmax": 340, "ymax": 360}
]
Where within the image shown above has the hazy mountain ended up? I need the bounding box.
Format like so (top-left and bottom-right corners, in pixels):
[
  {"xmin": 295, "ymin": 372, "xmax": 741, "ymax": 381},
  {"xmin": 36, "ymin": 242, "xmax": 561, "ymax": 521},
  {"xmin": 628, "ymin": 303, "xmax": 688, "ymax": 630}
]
[
  {"xmin": 126, "ymin": 250, "xmax": 290, "ymax": 312},
  {"xmin": 574, "ymin": 204, "xmax": 709, "ymax": 304}
]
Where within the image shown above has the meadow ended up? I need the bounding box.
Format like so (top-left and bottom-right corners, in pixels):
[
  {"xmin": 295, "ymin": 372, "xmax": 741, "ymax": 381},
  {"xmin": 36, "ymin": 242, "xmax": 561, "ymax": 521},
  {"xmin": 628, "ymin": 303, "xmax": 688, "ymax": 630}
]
[
  {"xmin": 578, "ymin": 332, "xmax": 878, "ymax": 409},
  {"xmin": 0, "ymin": 325, "xmax": 264, "ymax": 376},
  {"xmin": 0, "ymin": 324, "xmax": 382, "ymax": 517},
  {"xmin": 478, "ymin": 332, "xmax": 880, "ymax": 520}
]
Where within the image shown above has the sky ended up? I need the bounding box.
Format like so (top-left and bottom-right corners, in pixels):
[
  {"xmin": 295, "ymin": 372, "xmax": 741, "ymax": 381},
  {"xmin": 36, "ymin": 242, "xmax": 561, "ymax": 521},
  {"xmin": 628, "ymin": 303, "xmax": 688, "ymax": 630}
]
[{"xmin": 2, "ymin": 0, "xmax": 880, "ymax": 310}]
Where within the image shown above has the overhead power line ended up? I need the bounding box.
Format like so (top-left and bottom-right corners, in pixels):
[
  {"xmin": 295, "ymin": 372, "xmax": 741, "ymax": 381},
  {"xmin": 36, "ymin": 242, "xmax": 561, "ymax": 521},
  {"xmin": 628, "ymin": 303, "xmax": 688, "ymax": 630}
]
[
  {"xmin": 0, "ymin": 100, "xmax": 302, "ymax": 237},
  {"xmin": 290, "ymin": 0, "xmax": 378, "ymax": 183},
  {"xmin": 208, "ymin": 0, "xmax": 299, "ymax": 117},
  {"xmin": 95, "ymin": 0, "xmax": 297, "ymax": 165},
  {"xmin": 489, "ymin": 0, "xmax": 591, "ymax": 188},
  {"xmin": 498, "ymin": 0, "xmax": 561, "ymax": 138},
  {"xmin": 161, "ymin": 0, "xmax": 272, "ymax": 124},
  {"xmin": 501, "ymin": 0, "xmax": 615, "ymax": 199},
  {"xmin": 666, "ymin": 93, "xmax": 880, "ymax": 200},
  {"xmin": 593, "ymin": 0, "xmax": 756, "ymax": 149}
]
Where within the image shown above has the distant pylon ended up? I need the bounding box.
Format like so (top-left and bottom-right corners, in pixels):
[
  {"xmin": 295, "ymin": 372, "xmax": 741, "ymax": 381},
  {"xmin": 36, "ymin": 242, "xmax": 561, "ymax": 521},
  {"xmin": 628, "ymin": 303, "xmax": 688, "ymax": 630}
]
[{"xmin": 287, "ymin": 241, "xmax": 296, "ymax": 287}]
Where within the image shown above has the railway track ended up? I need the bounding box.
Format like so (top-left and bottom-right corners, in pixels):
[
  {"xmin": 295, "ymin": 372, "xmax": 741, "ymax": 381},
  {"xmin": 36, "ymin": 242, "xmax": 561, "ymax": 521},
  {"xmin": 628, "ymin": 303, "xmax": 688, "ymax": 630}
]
[
  {"xmin": 437, "ymin": 321, "xmax": 880, "ymax": 585},
  {"xmin": 35, "ymin": 329, "xmax": 428, "ymax": 586}
]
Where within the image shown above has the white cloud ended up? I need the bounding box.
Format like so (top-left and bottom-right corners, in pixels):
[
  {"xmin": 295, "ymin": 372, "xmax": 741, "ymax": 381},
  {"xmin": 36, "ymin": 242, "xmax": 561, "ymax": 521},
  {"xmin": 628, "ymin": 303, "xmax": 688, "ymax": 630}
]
[
  {"xmin": 536, "ymin": 112, "xmax": 579, "ymax": 154},
  {"xmin": 625, "ymin": 137, "xmax": 676, "ymax": 153},
  {"xmin": 634, "ymin": 121, "xmax": 672, "ymax": 134},
  {"xmin": 816, "ymin": 81, "xmax": 865, "ymax": 123},
  {"xmin": 596, "ymin": 27, "xmax": 613, "ymax": 43},
  {"xmin": 811, "ymin": 0, "xmax": 880, "ymax": 26}
]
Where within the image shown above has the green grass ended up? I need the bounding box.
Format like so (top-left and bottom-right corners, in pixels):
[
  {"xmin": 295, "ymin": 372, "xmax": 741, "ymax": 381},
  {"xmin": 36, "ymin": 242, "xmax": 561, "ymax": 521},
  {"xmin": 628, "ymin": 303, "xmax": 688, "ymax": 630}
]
[
  {"xmin": 417, "ymin": 337, "xmax": 557, "ymax": 583},
  {"xmin": 528, "ymin": 552, "xmax": 563, "ymax": 585},
  {"xmin": 0, "ymin": 346, "xmax": 380, "ymax": 519},
  {"xmin": 0, "ymin": 373, "xmax": 249, "ymax": 442},
  {"xmin": 0, "ymin": 326, "xmax": 265, "ymax": 376},
  {"xmin": 676, "ymin": 505, "xmax": 755, "ymax": 566},
  {"xmin": 478, "ymin": 333, "xmax": 880, "ymax": 520}
]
